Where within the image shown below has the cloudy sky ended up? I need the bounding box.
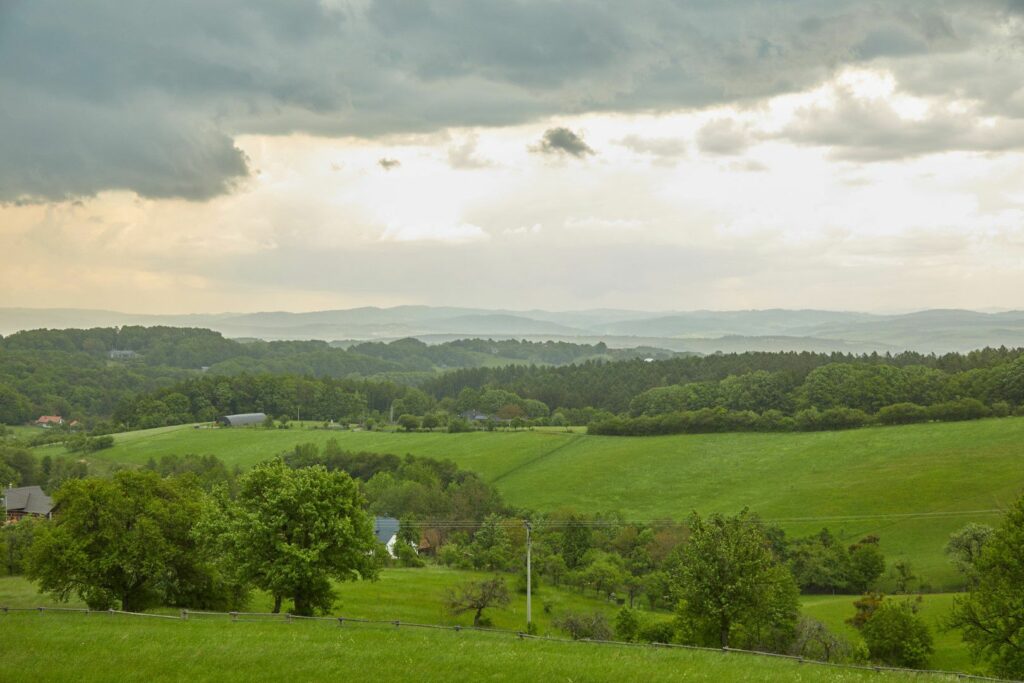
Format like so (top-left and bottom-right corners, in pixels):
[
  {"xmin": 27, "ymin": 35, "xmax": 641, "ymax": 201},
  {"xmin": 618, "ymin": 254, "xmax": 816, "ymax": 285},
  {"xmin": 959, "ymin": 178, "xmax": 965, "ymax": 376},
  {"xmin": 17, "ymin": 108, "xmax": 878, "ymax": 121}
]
[{"xmin": 2, "ymin": 0, "xmax": 1023, "ymax": 313}]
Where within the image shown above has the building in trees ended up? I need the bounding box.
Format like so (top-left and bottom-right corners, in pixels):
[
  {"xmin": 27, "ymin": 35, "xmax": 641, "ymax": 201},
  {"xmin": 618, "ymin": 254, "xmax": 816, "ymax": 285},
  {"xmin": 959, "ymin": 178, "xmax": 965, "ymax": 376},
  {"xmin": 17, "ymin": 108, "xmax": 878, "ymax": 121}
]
[
  {"xmin": 3, "ymin": 485, "xmax": 55, "ymax": 522},
  {"xmin": 217, "ymin": 412, "xmax": 267, "ymax": 427}
]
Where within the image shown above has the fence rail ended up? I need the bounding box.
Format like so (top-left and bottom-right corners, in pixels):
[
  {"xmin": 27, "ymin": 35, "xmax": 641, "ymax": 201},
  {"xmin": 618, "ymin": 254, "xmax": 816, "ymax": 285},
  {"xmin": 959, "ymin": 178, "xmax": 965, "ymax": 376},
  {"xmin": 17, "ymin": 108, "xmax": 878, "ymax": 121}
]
[{"xmin": 1, "ymin": 605, "xmax": 1015, "ymax": 682}]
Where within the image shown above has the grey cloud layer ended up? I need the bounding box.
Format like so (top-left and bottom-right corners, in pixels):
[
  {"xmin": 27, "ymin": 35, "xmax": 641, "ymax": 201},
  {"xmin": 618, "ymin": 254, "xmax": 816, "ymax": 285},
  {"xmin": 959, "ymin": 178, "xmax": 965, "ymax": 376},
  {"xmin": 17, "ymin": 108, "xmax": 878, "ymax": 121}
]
[{"xmin": 1, "ymin": 0, "xmax": 1020, "ymax": 201}]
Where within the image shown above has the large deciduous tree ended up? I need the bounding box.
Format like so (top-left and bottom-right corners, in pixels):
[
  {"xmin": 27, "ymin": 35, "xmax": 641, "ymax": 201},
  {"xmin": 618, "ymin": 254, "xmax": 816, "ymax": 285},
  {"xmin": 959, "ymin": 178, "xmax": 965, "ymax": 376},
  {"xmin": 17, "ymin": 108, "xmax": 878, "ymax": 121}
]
[
  {"xmin": 950, "ymin": 497, "xmax": 1024, "ymax": 678},
  {"xmin": 207, "ymin": 459, "xmax": 378, "ymax": 616},
  {"xmin": 28, "ymin": 471, "xmax": 239, "ymax": 611},
  {"xmin": 672, "ymin": 509, "xmax": 799, "ymax": 651}
]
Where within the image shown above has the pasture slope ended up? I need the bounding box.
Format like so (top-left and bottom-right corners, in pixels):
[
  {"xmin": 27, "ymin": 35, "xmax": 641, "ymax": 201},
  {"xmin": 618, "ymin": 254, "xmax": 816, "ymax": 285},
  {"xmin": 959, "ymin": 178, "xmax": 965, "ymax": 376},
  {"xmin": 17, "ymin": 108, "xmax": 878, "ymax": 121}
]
[{"xmin": 49, "ymin": 417, "xmax": 1024, "ymax": 589}]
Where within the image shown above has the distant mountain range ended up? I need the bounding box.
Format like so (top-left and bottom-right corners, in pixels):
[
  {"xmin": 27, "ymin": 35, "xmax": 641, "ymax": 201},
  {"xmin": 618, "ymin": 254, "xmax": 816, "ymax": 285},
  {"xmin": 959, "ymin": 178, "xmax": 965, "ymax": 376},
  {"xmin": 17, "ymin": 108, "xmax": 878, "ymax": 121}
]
[{"xmin": 1, "ymin": 306, "xmax": 1023, "ymax": 354}]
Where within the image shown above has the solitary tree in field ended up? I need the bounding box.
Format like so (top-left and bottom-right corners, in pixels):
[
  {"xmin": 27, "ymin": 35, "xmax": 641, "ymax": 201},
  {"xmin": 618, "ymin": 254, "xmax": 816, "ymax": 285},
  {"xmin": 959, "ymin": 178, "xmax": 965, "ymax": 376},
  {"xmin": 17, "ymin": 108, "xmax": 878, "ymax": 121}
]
[
  {"xmin": 209, "ymin": 459, "xmax": 378, "ymax": 616},
  {"xmin": 445, "ymin": 576, "xmax": 510, "ymax": 627},
  {"xmin": 672, "ymin": 509, "xmax": 799, "ymax": 651},
  {"xmin": 950, "ymin": 497, "xmax": 1024, "ymax": 679}
]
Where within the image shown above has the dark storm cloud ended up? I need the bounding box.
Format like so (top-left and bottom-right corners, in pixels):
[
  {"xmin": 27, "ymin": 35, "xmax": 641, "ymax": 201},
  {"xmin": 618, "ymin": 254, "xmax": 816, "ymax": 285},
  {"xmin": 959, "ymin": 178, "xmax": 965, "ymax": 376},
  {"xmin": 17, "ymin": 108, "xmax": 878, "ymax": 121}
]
[
  {"xmin": 0, "ymin": 0, "xmax": 1020, "ymax": 201},
  {"xmin": 531, "ymin": 128, "xmax": 595, "ymax": 158}
]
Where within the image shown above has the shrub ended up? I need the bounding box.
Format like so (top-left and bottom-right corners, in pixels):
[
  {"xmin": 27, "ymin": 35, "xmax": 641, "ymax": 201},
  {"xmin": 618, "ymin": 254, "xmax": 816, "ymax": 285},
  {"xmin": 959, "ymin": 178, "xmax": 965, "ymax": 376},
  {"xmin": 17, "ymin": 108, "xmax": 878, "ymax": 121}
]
[
  {"xmin": 876, "ymin": 403, "xmax": 929, "ymax": 426},
  {"xmin": 554, "ymin": 611, "xmax": 614, "ymax": 641},
  {"xmin": 615, "ymin": 607, "xmax": 640, "ymax": 642},
  {"xmin": 927, "ymin": 399, "xmax": 989, "ymax": 423},
  {"xmin": 637, "ymin": 618, "xmax": 676, "ymax": 644},
  {"xmin": 861, "ymin": 600, "xmax": 933, "ymax": 668}
]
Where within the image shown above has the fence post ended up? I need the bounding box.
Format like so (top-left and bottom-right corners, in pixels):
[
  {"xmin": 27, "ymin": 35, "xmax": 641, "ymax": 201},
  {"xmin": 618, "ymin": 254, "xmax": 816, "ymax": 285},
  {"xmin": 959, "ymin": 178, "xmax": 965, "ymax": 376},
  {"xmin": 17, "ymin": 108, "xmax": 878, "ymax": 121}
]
[
  {"xmin": 393, "ymin": 620, "xmax": 400, "ymax": 628},
  {"xmin": 337, "ymin": 617, "xmax": 344, "ymax": 627},
  {"xmin": 286, "ymin": 613, "xmax": 293, "ymax": 623},
  {"xmin": 230, "ymin": 611, "xmax": 238, "ymax": 622},
  {"xmin": 180, "ymin": 609, "xmax": 188, "ymax": 621},
  {"xmin": 108, "ymin": 609, "xmax": 114, "ymax": 617}
]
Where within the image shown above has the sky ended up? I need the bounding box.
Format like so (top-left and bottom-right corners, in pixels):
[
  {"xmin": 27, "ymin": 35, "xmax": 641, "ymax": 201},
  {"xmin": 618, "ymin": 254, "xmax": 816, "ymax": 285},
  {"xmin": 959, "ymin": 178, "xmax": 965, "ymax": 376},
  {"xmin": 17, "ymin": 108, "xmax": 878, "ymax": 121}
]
[{"xmin": 1, "ymin": 1, "xmax": 1024, "ymax": 314}]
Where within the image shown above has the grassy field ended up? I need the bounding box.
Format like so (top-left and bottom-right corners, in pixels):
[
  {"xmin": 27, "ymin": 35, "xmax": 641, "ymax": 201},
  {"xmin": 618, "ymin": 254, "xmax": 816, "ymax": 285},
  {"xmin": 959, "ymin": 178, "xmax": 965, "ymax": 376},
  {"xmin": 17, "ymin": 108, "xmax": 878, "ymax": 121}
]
[
  {"xmin": 0, "ymin": 610, "xmax": 970, "ymax": 682},
  {"xmin": 0, "ymin": 568, "xmax": 623, "ymax": 636},
  {"xmin": 801, "ymin": 594, "xmax": 973, "ymax": 674},
  {"xmin": 59, "ymin": 418, "xmax": 1024, "ymax": 590}
]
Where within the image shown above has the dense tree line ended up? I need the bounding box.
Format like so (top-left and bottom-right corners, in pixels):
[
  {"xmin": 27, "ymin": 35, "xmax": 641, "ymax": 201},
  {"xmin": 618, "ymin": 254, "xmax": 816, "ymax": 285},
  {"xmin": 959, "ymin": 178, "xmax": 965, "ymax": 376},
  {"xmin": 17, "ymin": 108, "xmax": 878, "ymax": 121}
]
[
  {"xmin": 0, "ymin": 326, "xmax": 665, "ymax": 425},
  {"xmin": 421, "ymin": 348, "xmax": 1024, "ymax": 413}
]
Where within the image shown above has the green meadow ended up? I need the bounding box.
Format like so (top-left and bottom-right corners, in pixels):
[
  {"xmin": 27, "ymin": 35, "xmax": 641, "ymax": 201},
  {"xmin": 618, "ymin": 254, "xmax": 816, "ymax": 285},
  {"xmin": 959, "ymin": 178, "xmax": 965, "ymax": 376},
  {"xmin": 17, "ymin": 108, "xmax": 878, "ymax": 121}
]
[
  {"xmin": 0, "ymin": 610, "xmax": 967, "ymax": 683},
  {"xmin": 0, "ymin": 569, "xmax": 621, "ymax": 636},
  {"xmin": 57, "ymin": 417, "xmax": 1024, "ymax": 590}
]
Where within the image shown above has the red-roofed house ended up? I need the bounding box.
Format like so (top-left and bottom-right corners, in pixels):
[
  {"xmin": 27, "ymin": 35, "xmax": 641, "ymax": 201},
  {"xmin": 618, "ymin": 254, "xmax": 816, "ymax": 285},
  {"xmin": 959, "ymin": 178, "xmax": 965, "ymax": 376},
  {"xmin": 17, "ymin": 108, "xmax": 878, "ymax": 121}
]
[{"xmin": 35, "ymin": 415, "xmax": 64, "ymax": 428}]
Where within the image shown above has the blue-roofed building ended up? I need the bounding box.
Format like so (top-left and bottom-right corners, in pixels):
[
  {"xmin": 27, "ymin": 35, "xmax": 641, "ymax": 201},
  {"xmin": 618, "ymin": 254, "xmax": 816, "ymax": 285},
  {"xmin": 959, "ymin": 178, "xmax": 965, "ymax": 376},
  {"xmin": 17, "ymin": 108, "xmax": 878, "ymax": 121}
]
[{"xmin": 374, "ymin": 516, "xmax": 405, "ymax": 558}]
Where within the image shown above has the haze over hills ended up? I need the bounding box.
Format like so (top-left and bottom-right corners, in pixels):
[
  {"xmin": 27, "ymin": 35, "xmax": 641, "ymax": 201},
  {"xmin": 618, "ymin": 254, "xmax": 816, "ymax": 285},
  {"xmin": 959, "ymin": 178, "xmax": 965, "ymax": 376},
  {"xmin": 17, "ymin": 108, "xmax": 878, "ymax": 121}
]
[{"xmin": 1, "ymin": 306, "xmax": 1023, "ymax": 354}]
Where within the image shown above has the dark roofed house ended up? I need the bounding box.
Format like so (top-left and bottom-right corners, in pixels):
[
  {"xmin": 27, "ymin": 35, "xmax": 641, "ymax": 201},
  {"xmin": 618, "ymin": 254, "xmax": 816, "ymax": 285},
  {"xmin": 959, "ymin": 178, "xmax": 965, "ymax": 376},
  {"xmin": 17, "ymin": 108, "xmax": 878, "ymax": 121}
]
[
  {"xmin": 375, "ymin": 516, "xmax": 407, "ymax": 558},
  {"xmin": 217, "ymin": 413, "xmax": 267, "ymax": 427},
  {"xmin": 4, "ymin": 486, "xmax": 55, "ymax": 523}
]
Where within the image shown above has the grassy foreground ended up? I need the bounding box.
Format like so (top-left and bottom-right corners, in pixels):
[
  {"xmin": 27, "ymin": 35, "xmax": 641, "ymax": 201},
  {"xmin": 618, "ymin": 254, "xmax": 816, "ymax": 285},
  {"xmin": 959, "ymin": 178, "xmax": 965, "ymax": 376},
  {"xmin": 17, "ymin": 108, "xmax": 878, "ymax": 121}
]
[
  {"xmin": 0, "ymin": 611, "xmax": 965, "ymax": 682},
  {"xmin": 64, "ymin": 418, "xmax": 1024, "ymax": 589}
]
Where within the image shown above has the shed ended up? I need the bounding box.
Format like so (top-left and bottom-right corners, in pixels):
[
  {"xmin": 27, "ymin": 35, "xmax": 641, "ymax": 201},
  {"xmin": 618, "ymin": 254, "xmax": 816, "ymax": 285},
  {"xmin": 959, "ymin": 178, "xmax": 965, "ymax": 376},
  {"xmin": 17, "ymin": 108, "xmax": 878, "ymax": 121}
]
[
  {"xmin": 217, "ymin": 413, "xmax": 267, "ymax": 427},
  {"xmin": 4, "ymin": 485, "xmax": 55, "ymax": 522}
]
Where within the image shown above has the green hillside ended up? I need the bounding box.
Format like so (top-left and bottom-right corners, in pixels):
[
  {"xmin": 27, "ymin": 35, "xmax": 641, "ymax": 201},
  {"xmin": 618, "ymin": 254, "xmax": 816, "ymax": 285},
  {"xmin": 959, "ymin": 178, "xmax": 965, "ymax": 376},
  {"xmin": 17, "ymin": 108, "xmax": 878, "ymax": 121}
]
[{"xmin": 57, "ymin": 417, "xmax": 1024, "ymax": 589}]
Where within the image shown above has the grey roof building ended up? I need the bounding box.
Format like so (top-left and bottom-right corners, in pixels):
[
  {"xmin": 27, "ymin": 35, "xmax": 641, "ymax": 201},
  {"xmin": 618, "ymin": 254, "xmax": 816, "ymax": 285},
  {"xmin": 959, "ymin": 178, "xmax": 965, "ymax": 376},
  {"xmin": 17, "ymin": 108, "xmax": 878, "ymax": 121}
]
[
  {"xmin": 217, "ymin": 413, "xmax": 267, "ymax": 427},
  {"xmin": 374, "ymin": 516, "xmax": 400, "ymax": 545},
  {"xmin": 4, "ymin": 485, "xmax": 55, "ymax": 521}
]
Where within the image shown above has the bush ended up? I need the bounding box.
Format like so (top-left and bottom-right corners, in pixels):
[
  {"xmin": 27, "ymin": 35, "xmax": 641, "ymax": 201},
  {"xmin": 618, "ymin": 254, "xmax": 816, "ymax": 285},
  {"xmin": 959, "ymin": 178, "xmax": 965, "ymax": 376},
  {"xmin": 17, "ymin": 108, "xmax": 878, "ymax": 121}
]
[
  {"xmin": 554, "ymin": 611, "xmax": 613, "ymax": 641},
  {"xmin": 790, "ymin": 617, "xmax": 865, "ymax": 663},
  {"xmin": 927, "ymin": 399, "xmax": 989, "ymax": 423},
  {"xmin": 861, "ymin": 600, "xmax": 933, "ymax": 668},
  {"xmin": 447, "ymin": 418, "xmax": 472, "ymax": 433},
  {"xmin": 875, "ymin": 403, "xmax": 929, "ymax": 426},
  {"xmin": 637, "ymin": 618, "xmax": 676, "ymax": 644},
  {"xmin": 615, "ymin": 607, "xmax": 640, "ymax": 642}
]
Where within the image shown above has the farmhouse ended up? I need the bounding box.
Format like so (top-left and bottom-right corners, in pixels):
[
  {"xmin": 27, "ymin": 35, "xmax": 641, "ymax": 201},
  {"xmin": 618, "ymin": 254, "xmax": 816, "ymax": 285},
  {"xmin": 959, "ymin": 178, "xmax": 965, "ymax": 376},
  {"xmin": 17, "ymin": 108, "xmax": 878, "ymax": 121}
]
[
  {"xmin": 35, "ymin": 415, "xmax": 64, "ymax": 428},
  {"xmin": 217, "ymin": 413, "xmax": 267, "ymax": 427},
  {"xmin": 374, "ymin": 516, "xmax": 400, "ymax": 557},
  {"xmin": 3, "ymin": 486, "xmax": 55, "ymax": 523}
]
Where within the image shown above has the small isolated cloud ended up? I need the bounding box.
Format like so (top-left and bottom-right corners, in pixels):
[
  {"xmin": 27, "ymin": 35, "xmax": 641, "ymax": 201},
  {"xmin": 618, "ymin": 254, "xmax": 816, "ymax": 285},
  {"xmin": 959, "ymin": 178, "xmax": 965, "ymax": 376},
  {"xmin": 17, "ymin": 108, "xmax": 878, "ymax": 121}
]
[
  {"xmin": 565, "ymin": 216, "xmax": 644, "ymax": 231},
  {"xmin": 729, "ymin": 159, "xmax": 768, "ymax": 172},
  {"xmin": 378, "ymin": 158, "xmax": 401, "ymax": 171},
  {"xmin": 696, "ymin": 118, "xmax": 753, "ymax": 156},
  {"xmin": 504, "ymin": 223, "xmax": 543, "ymax": 236},
  {"xmin": 617, "ymin": 134, "xmax": 687, "ymax": 162},
  {"xmin": 531, "ymin": 127, "xmax": 595, "ymax": 158},
  {"xmin": 381, "ymin": 222, "xmax": 489, "ymax": 243},
  {"xmin": 447, "ymin": 135, "xmax": 493, "ymax": 169}
]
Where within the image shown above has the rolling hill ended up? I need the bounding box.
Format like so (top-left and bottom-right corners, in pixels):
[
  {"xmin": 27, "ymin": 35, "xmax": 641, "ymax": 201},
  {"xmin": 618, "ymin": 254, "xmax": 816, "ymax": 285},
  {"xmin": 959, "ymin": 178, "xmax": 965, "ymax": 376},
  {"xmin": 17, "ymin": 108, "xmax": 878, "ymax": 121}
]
[{"xmin": 55, "ymin": 417, "xmax": 1024, "ymax": 590}]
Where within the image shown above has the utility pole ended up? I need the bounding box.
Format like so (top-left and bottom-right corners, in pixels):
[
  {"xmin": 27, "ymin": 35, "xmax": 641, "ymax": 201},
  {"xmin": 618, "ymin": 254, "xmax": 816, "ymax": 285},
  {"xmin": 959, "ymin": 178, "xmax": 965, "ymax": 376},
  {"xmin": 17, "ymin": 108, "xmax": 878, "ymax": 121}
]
[{"xmin": 524, "ymin": 519, "xmax": 532, "ymax": 631}]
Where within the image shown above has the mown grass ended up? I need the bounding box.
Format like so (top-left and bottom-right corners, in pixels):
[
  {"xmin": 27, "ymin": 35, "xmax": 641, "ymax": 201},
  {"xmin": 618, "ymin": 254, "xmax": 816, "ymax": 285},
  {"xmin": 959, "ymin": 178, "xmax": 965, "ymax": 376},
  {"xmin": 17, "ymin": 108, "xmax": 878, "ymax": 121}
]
[
  {"xmin": 0, "ymin": 611, "xmax": 965, "ymax": 682},
  {"xmin": 63, "ymin": 418, "xmax": 1024, "ymax": 590}
]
